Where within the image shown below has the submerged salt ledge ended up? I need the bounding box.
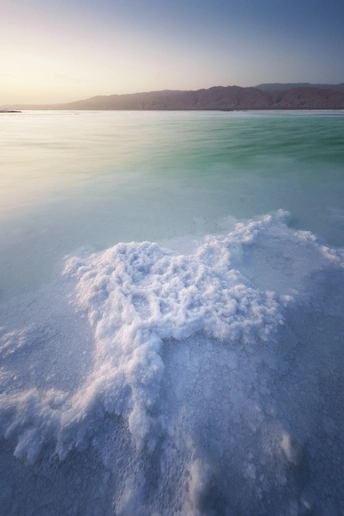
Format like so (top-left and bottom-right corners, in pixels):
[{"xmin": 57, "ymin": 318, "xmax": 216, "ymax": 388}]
[{"xmin": 1, "ymin": 211, "xmax": 344, "ymax": 514}]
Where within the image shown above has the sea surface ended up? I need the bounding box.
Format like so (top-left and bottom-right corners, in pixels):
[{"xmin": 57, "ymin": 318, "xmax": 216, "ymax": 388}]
[{"xmin": 0, "ymin": 110, "xmax": 344, "ymax": 515}]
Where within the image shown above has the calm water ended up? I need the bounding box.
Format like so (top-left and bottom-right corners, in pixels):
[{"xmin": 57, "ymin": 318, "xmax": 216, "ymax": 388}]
[
  {"xmin": 1, "ymin": 110, "xmax": 344, "ymax": 298},
  {"xmin": 0, "ymin": 111, "xmax": 344, "ymax": 515}
]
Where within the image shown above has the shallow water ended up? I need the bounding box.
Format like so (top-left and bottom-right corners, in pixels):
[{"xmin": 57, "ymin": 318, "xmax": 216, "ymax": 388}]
[
  {"xmin": 0, "ymin": 110, "xmax": 344, "ymax": 515},
  {"xmin": 1, "ymin": 110, "xmax": 344, "ymax": 299}
]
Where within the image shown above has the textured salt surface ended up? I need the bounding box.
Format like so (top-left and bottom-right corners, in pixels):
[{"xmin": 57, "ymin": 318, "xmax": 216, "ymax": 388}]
[{"xmin": 1, "ymin": 211, "xmax": 344, "ymax": 515}]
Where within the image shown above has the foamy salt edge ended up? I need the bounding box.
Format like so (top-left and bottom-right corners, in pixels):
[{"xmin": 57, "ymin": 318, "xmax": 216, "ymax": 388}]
[{"xmin": 0, "ymin": 210, "xmax": 343, "ymax": 464}]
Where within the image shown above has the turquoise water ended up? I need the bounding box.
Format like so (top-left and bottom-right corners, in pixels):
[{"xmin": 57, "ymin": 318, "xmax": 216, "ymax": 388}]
[
  {"xmin": 0, "ymin": 110, "xmax": 344, "ymax": 515},
  {"xmin": 1, "ymin": 110, "xmax": 344, "ymax": 299},
  {"xmin": 1, "ymin": 111, "xmax": 344, "ymax": 295}
]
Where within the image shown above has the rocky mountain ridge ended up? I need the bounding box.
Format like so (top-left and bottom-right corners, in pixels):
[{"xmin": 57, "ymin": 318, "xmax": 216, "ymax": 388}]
[
  {"xmin": 3, "ymin": 84, "xmax": 344, "ymax": 110},
  {"xmin": 254, "ymin": 82, "xmax": 344, "ymax": 92}
]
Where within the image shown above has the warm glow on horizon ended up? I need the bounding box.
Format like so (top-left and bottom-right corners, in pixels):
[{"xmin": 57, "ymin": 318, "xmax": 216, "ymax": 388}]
[{"xmin": 1, "ymin": 0, "xmax": 344, "ymax": 105}]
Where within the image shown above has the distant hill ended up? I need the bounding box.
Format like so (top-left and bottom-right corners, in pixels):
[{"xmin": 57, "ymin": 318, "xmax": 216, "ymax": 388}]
[
  {"xmin": 255, "ymin": 82, "xmax": 344, "ymax": 92},
  {"xmin": 2, "ymin": 85, "xmax": 344, "ymax": 111}
]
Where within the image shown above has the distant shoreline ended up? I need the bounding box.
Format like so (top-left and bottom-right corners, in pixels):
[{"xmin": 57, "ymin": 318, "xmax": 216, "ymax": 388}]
[
  {"xmin": 3, "ymin": 108, "xmax": 344, "ymax": 113},
  {"xmin": 2, "ymin": 84, "xmax": 344, "ymax": 111}
]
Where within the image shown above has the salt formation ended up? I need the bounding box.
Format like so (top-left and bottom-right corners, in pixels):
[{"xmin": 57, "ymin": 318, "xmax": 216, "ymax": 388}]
[
  {"xmin": 281, "ymin": 433, "xmax": 303, "ymax": 467},
  {"xmin": 0, "ymin": 211, "xmax": 344, "ymax": 515}
]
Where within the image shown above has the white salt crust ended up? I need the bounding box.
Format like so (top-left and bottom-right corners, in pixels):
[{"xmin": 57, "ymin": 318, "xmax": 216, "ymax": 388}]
[{"xmin": 1, "ymin": 211, "xmax": 344, "ymax": 514}]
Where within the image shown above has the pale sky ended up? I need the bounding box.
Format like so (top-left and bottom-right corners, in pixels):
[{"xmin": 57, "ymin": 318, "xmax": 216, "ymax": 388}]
[{"xmin": 1, "ymin": 0, "xmax": 344, "ymax": 104}]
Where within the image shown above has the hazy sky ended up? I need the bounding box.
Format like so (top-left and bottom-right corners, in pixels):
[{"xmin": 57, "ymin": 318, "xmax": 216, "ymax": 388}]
[{"xmin": 1, "ymin": 0, "xmax": 344, "ymax": 104}]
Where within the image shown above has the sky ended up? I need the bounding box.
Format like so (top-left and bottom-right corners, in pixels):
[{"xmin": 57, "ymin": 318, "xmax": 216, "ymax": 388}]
[{"xmin": 1, "ymin": 0, "xmax": 344, "ymax": 104}]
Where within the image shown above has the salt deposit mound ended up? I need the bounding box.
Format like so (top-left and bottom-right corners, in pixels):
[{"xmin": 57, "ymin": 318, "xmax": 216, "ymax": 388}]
[{"xmin": 1, "ymin": 211, "xmax": 344, "ymax": 515}]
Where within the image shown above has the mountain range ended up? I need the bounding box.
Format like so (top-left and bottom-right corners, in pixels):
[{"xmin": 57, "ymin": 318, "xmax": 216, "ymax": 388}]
[{"xmin": 2, "ymin": 84, "xmax": 344, "ymax": 111}]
